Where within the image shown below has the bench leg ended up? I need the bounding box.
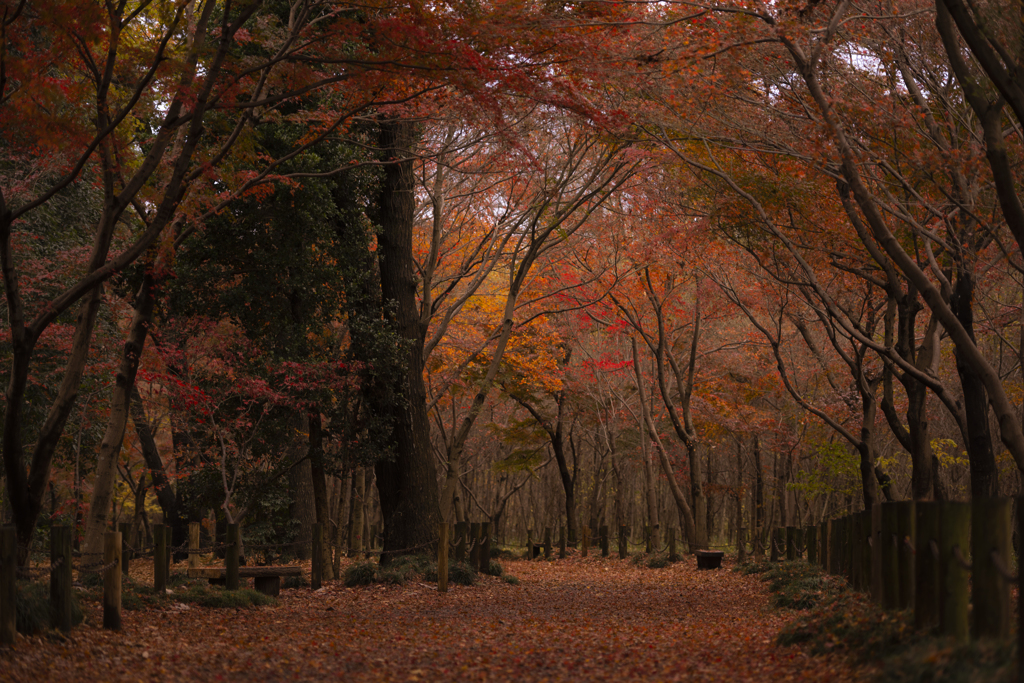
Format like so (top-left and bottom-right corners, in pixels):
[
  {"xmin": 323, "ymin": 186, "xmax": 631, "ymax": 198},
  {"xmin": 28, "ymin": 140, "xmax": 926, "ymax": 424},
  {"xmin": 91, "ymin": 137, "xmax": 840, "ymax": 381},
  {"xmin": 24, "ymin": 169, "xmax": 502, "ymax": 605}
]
[{"xmin": 253, "ymin": 575, "xmax": 281, "ymax": 597}]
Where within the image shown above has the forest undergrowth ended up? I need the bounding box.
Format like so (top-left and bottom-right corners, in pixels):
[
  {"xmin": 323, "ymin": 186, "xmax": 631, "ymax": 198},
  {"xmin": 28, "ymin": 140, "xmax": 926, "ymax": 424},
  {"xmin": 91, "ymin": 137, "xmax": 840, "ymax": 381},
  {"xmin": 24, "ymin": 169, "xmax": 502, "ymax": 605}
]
[
  {"xmin": 0, "ymin": 554, "xmax": 859, "ymax": 682},
  {"xmin": 744, "ymin": 561, "xmax": 1016, "ymax": 683}
]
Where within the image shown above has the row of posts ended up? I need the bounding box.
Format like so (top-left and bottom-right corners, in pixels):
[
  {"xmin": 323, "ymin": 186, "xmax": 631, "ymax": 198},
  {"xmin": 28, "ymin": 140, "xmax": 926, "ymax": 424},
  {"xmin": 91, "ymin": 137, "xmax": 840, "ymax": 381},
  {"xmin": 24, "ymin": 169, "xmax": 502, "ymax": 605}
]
[
  {"xmin": 524, "ymin": 525, "xmax": 681, "ymax": 560},
  {"xmin": 0, "ymin": 521, "xmax": 252, "ymax": 643},
  {"xmin": 778, "ymin": 498, "xmax": 1020, "ymax": 645}
]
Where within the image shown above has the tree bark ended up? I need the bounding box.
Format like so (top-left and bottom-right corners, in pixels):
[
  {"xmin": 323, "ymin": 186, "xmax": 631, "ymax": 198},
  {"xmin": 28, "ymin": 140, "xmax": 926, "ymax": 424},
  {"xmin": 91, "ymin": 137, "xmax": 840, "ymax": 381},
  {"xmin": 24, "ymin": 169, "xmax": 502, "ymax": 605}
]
[
  {"xmin": 372, "ymin": 118, "xmax": 441, "ymax": 563},
  {"xmin": 307, "ymin": 413, "xmax": 334, "ymax": 580},
  {"xmin": 348, "ymin": 467, "xmax": 366, "ymax": 557},
  {"xmin": 82, "ymin": 273, "xmax": 157, "ymax": 561}
]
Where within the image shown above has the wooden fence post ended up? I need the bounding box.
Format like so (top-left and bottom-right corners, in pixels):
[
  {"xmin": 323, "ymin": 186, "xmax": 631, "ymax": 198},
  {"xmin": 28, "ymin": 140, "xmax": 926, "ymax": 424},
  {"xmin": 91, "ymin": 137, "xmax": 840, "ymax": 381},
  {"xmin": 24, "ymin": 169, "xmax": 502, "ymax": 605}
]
[
  {"xmin": 103, "ymin": 531, "xmax": 122, "ymax": 631},
  {"xmin": 914, "ymin": 501, "xmax": 940, "ymax": 630},
  {"xmin": 737, "ymin": 526, "xmax": 747, "ymax": 563},
  {"xmin": 871, "ymin": 502, "xmax": 883, "ymax": 604},
  {"xmin": 164, "ymin": 525, "xmax": 172, "ymax": 576},
  {"xmin": 881, "ymin": 502, "xmax": 900, "ymax": 609},
  {"xmin": 805, "ymin": 526, "xmax": 817, "ymax": 565},
  {"xmin": 311, "ymin": 523, "xmax": 323, "ymax": 590},
  {"xmin": 897, "ymin": 501, "xmax": 915, "ymax": 610},
  {"xmin": 843, "ymin": 516, "xmax": 855, "ymax": 584},
  {"xmin": 939, "ymin": 502, "xmax": 970, "ymax": 641},
  {"xmin": 827, "ymin": 524, "xmax": 835, "ymax": 573},
  {"xmin": 600, "ymin": 526, "xmax": 609, "ymax": 557},
  {"xmin": 860, "ymin": 511, "xmax": 873, "ymax": 593},
  {"xmin": 645, "ymin": 526, "xmax": 653, "ymax": 554},
  {"xmin": 850, "ymin": 514, "xmax": 864, "ymax": 590},
  {"xmin": 479, "ymin": 522, "xmax": 491, "ymax": 573},
  {"xmin": 153, "ymin": 523, "xmax": 167, "ymax": 593},
  {"xmin": 819, "ymin": 522, "xmax": 828, "ymax": 571},
  {"xmin": 226, "ymin": 523, "xmax": 240, "ymax": 591},
  {"xmin": 785, "ymin": 527, "xmax": 796, "ymax": 561},
  {"xmin": 189, "ymin": 522, "xmax": 201, "ymax": 571},
  {"xmin": 50, "ymin": 525, "xmax": 72, "ymax": 632},
  {"xmin": 770, "ymin": 528, "xmax": 781, "ymax": 562},
  {"xmin": 471, "ymin": 523, "xmax": 482, "ymax": 566},
  {"xmin": 454, "ymin": 522, "xmax": 467, "ymax": 563},
  {"xmin": 668, "ymin": 527, "xmax": 677, "ymax": 562},
  {"xmin": 618, "ymin": 526, "xmax": 628, "ymax": 560},
  {"xmin": 0, "ymin": 526, "xmax": 15, "ymax": 644},
  {"xmin": 972, "ymin": 497, "xmax": 1010, "ymax": 640},
  {"xmin": 581, "ymin": 527, "xmax": 590, "ymax": 558},
  {"xmin": 119, "ymin": 522, "xmax": 131, "ymax": 573},
  {"xmin": 559, "ymin": 526, "xmax": 566, "ymax": 559},
  {"xmin": 544, "ymin": 527, "xmax": 552, "ymax": 560},
  {"xmin": 437, "ymin": 522, "xmax": 449, "ymax": 594}
]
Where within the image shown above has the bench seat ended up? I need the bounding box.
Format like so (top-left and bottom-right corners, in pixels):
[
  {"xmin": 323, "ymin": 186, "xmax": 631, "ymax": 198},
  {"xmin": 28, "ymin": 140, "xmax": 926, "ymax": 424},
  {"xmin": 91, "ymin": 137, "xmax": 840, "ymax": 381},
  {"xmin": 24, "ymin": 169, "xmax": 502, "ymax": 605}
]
[{"xmin": 187, "ymin": 566, "xmax": 303, "ymax": 596}]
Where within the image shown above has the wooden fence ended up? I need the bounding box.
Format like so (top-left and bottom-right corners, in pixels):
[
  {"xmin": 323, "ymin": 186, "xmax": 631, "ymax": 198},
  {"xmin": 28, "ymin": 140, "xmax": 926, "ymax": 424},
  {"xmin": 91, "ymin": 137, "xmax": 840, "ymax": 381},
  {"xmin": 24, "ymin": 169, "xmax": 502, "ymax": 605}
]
[
  {"xmin": 776, "ymin": 497, "xmax": 1020, "ymax": 649},
  {"xmin": 0, "ymin": 520, "xmax": 337, "ymax": 642}
]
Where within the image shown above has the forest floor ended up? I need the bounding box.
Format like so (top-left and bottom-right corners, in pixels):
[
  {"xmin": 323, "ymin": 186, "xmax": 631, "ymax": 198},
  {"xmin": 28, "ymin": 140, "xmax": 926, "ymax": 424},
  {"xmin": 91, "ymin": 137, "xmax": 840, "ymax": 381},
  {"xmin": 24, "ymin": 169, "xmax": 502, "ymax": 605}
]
[{"xmin": 0, "ymin": 554, "xmax": 862, "ymax": 682}]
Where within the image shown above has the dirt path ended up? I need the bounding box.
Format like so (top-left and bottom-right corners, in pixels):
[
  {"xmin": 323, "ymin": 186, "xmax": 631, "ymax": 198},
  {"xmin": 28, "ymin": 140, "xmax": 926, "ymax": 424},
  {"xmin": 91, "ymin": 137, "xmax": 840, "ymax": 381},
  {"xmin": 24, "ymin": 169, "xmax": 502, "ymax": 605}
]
[{"xmin": 1, "ymin": 556, "xmax": 859, "ymax": 682}]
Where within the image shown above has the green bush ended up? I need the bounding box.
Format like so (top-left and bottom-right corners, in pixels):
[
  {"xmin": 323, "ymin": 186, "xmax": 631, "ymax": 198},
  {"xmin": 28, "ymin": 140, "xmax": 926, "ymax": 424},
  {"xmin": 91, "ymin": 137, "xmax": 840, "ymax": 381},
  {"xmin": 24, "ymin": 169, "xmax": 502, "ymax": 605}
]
[
  {"xmin": 646, "ymin": 554, "xmax": 670, "ymax": 569},
  {"xmin": 377, "ymin": 569, "xmax": 407, "ymax": 586},
  {"xmin": 761, "ymin": 560, "xmax": 1014, "ymax": 682},
  {"xmin": 485, "ymin": 560, "xmax": 503, "ymax": 577},
  {"xmin": 389, "ymin": 554, "xmax": 433, "ymax": 575},
  {"xmin": 502, "ymin": 575, "xmax": 520, "ymax": 585},
  {"xmin": 282, "ymin": 574, "xmax": 308, "ymax": 590},
  {"xmin": 734, "ymin": 560, "xmax": 773, "ymax": 575},
  {"xmin": 175, "ymin": 586, "xmax": 275, "ymax": 608},
  {"xmin": 16, "ymin": 581, "xmax": 83, "ymax": 634},
  {"xmin": 344, "ymin": 561, "xmax": 378, "ymax": 587},
  {"xmin": 448, "ymin": 561, "xmax": 477, "ymax": 586}
]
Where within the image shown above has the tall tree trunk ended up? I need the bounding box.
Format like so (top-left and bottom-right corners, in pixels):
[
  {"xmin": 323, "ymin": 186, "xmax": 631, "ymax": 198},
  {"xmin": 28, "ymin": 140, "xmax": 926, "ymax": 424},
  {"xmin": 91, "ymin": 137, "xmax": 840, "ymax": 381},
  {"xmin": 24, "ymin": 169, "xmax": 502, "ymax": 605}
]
[
  {"xmin": 128, "ymin": 385, "xmax": 183, "ymax": 554},
  {"xmin": 641, "ymin": 419, "xmax": 660, "ymax": 550},
  {"xmin": 950, "ymin": 270, "xmax": 999, "ymax": 497},
  {"xmin": 752, "ymin": 435, "xmax": 765, "ymax": 558},
  {"xmin": 289, "ymin": 414, "xmax": 316, "ymax": 561},
  {"xmin": 348, "ymin": 467, "xmax": 366, "ymax": 557},
  {"xmin": 372, "ymin": 118, "xmax": 440, "ymax": 564},
  {"xmin": 307, "ymin": 413, "xmax": 333, "ymax": 580},
  {"xmin": 82, "ymin": 273, "xmax": 157, "ymax": 562}
]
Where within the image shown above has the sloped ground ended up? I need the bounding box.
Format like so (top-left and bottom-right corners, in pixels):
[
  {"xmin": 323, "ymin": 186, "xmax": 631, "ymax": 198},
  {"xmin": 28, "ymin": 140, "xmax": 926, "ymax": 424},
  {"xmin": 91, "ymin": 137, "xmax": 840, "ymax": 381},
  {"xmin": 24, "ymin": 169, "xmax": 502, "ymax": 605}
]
[{"xmin": 0, "ymin": 555, "xmax": 860, "ymax": 682}]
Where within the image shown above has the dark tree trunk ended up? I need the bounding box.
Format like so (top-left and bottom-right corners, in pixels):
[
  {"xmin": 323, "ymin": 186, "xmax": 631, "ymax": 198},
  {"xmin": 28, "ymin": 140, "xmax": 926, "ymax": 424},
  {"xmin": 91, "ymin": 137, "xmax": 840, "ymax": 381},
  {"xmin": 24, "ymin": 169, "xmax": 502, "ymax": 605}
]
[
  {"xmin": 308, "ymin": 413, "xmax": 334, "ymax": 579},
  {"xmin": 130, "ymin": 386, "xmax": 184, "ymax": 558},
  {"xmin": 288, "ymin": 414, "xmax": 316, "ymax": 561},
  {"xmin": 951, "ymin": 270, "xmax": 998, "ymax": 497},
  {"xmin": 372, "ymin": 119, "xmax": 440, "ymax": 564}
]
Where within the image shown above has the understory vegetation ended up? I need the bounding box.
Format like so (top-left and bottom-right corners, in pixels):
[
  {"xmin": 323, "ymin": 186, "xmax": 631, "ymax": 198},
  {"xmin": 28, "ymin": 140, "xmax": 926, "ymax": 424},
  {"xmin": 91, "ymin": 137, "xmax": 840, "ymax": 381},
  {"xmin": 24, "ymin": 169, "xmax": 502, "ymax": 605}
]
[{"xmin": 748, "ymin": 561, "xmax": 1016, "ymax": 683}]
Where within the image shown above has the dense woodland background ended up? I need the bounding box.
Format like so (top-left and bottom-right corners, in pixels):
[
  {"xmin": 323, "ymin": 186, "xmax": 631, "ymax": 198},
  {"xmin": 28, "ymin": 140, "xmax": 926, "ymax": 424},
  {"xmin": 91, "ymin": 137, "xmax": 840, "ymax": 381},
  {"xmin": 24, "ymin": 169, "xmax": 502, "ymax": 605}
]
[{"xmin": 1, "ymin": 0, "xmax": 1023, "ymax": 573}]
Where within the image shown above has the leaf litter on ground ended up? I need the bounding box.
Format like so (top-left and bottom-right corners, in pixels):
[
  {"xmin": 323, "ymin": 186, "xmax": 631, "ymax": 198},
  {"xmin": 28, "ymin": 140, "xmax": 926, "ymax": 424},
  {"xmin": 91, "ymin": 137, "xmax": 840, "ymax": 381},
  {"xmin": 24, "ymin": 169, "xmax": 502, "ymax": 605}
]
[{"xmin": 0, "ymin": 555, "xmax": 862, "ymax": 682}]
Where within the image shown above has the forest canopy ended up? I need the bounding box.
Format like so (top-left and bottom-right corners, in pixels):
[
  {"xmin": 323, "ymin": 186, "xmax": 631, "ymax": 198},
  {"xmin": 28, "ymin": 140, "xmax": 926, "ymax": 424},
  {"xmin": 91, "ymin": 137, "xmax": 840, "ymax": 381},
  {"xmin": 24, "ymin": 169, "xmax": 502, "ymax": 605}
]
[{"xmin": 1, "ymin": 0, "xmax": 1022, "ymax": 566}]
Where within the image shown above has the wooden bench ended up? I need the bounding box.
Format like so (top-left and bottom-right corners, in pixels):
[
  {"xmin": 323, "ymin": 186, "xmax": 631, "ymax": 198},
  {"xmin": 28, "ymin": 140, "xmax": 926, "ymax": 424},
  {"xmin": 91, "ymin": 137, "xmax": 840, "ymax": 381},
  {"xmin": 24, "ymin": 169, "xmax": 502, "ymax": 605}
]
[{"xmin": 187, "ymin": 566, "xmax": 303, "ymax": 596}]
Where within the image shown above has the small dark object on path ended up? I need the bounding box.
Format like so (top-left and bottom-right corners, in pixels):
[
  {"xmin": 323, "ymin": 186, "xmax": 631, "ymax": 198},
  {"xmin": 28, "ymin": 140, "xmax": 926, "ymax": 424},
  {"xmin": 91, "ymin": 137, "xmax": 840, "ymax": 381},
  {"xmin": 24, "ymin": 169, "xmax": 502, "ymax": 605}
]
[{"xmin": 695, "ymin": 550, "xmax": 724, "ymax": 570}]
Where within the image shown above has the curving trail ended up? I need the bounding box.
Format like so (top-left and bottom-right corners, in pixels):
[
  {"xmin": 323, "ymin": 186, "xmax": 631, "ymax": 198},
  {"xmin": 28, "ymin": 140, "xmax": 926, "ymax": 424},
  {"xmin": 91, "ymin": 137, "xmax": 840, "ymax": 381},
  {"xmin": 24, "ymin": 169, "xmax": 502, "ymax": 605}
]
[{"xmin": 0, "ymin": 556, "xmax": 860, "ymax": 682}]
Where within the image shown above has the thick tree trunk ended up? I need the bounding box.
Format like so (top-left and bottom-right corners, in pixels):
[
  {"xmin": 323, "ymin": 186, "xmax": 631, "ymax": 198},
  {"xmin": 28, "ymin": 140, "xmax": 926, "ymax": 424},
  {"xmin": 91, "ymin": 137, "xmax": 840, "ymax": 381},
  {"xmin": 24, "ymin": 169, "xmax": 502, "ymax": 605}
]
[
  {"xmin": 372, "ymin": 119, "xmax": 441, "ymax": 563},
  {"xmin": 307, "ymin": 413, "xmax": 333, "ymax": 580},
  {"xmin": 288, "ymin": 414, "xmax": 316, "ymax": 561},
  {"xmin": 348, "ymin": 467, "xmax": 366, "ymax": 557}
]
